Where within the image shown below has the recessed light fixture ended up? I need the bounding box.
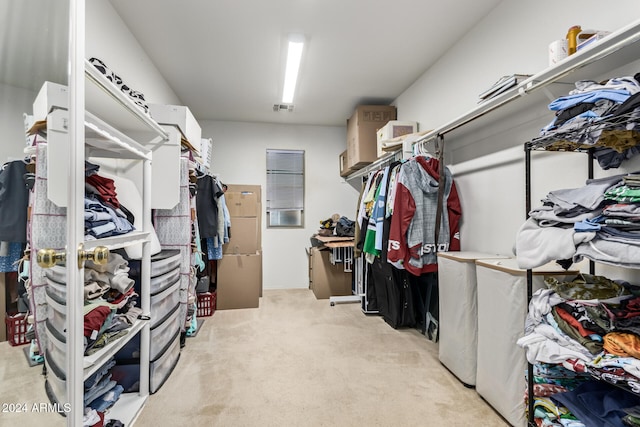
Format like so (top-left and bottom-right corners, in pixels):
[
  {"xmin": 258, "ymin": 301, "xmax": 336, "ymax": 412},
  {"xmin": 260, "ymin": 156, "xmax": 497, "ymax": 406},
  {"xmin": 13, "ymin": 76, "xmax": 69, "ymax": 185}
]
[{"xmin": 282, "ymin": 34, "xmax": 305, "ymax": 105}]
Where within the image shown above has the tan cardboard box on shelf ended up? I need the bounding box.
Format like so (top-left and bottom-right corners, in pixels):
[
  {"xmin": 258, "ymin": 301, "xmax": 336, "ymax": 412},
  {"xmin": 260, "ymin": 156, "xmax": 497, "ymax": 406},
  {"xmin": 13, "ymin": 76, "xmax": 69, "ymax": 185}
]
[
  {"xmin": 308, "ymin": 247, "xmax": 352, "ymax": 300},
  {"xmin": 346, "ymin": 105, "xmax": 397, "ymax": 170},
  {"xmin": 217, "ymin": 253, "xmax": 262, "ymax": 309},
  {"xmin": 339, "ymin": 150, "xmax": 353, "ymax": 177}
]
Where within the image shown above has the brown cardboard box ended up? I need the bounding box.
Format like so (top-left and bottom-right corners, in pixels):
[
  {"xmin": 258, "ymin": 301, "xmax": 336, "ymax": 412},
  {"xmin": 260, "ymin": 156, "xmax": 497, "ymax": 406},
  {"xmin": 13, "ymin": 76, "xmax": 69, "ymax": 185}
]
[
  {"xmin": 346, "ymin": 105, "xmax": 397, "ymax": 170},
  {"xmin": 308, "ymin": 247, "xmax": 352, "ymax": 299},
  {"xmin": 217, "ymin": 253, "xmax": 262, "ymax": 309},
  {"xmin": 339, "ymin": 150, "xmax": 353, "ymax": 177},
  {"xmin": 223, "ymin": 217, "xmax": 260, "ymax": 254},
  {"xmin": 225, "ymin": 185, "xmax": 261, "ymax": 217}
]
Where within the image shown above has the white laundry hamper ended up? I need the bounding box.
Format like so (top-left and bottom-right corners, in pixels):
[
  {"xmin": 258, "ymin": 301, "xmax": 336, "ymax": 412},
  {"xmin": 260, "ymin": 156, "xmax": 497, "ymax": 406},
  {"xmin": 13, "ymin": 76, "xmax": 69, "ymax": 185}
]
[
  {"xmin": 436, "ymin": 251, "xmax": 509, "ymax": 387},
  {"xmin": 474, "ymin": 258, "xmax": 577, "ymax": 427}
]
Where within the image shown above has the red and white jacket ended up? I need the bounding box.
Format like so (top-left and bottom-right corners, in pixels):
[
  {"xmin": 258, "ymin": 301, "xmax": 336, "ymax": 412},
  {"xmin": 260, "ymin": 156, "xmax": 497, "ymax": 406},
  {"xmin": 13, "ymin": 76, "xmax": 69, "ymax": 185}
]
[{"xmin": 387, "ymin": 156, "xmax": 461, "ymax": 275}]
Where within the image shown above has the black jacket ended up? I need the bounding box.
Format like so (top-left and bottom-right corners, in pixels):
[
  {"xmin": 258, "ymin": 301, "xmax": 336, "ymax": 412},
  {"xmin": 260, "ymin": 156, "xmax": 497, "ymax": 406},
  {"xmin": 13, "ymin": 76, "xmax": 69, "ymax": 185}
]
[{"xmin": 0, "ymin": 161, "xmax": 28, "ymax": 242}]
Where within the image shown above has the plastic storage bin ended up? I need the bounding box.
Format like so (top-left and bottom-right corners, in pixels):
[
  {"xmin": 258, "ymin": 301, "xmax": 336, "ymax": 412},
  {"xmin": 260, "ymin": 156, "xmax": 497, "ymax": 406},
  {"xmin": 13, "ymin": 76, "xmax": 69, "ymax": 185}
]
[
  {"xmin": 111, "ymin": 330, "xmax": 181, "ymax": 394},
  {"xmin": 44, "ymin": 320, "xmax": 66, "ymax": 372},
  {"xmin": 150, "ymin": 330, "xmax": 180, "ymax": 394},
  {"xmin": 150, "ymin": 279, "xmax": 180, "ymax": 329},
  {"xmin": 436, "ymin": 251, "xmax": 509, "ymax": 387},
  {"xmin": 197, "ymin": 292, "xmax": 216, "ymax": 317},
  {"xmin": 474, "ymin": 258, "xmax": 577, "ymax": 427},
  {"xmin": 150, "ymin": 268, "xmax": 180, "ymax": 295},
  {"xmin": 150, "ymin": 306, "xmax": 180, "ymax": 361},
  {"xmin": 114, "ymin": 305, "xmax": 179, "ymax": 362},
  {"xmin": 45, "ymin": 291, "xmax": 66, "ymax": 334},
  {"xmin": 45, "ymin": 275, "xmax": 67, "ymax": 303},
  {"xmin": 5, "ymin": 312, "xmax": 29, "ymax": 346},
  {"xmin": 44, "ymin": 357, "xmax": 67, "ymax": 406}
]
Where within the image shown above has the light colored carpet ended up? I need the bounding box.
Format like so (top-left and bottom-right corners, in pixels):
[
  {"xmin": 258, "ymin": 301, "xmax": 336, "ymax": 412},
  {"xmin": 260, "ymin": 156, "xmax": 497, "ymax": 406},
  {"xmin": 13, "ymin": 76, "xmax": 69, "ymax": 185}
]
[{"xmin": 0, "ymin": 289, "xmax": 509, "ymax": 426}]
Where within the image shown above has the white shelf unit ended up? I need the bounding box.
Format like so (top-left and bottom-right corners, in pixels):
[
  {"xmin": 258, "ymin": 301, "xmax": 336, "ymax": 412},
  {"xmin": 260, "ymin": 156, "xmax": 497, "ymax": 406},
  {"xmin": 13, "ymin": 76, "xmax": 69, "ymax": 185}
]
[{"xmin": 32, "ymin": 54, "xmax": 170, "ymax": 425}]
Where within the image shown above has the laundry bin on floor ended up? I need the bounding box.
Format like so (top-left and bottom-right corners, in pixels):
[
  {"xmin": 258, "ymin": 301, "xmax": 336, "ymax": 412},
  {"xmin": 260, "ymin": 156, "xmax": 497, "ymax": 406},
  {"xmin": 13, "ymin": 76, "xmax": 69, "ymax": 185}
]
[
  {"xmin": 436, "ymin": 251, "xmax": 509, "ymax": 387},
  {"xmin": 474, "ymin": 259, "xmax": 577, "ymax": 427}
]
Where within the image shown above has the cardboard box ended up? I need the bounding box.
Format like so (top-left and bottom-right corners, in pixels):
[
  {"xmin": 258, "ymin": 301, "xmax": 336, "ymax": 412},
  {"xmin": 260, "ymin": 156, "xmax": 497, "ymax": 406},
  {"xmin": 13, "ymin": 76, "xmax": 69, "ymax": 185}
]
[
  {"xmin": 148, "ymin": 104, "xmax": 202, "ymax": 150},
  {"xmin": 223, "ymin": 217, "xmax": 260, "ymax": 254},
  {"xmin": 217, "ymin": 253, "xmax": 262, "ymax": 309},
  {"xmin": 346, "ymin": 105, "xmax": 397, "ymax": 170},
  {"xmin": 339, "ymin": 150, "xmax": 353, "ymax": 177},
  {"xmin": 308, "ymin": 247, "xmax": 352, "ymax": 299},
  {"xmin": 376, "ymin": 121, "xmax": 418, "ymax": 158},
  {"xmin": 33, "ymin": 81, "xmax": 68, "ymax": 120},
  {"xmin": 225, "ymin": 185, "xmax": 261, "ymax": 217}
]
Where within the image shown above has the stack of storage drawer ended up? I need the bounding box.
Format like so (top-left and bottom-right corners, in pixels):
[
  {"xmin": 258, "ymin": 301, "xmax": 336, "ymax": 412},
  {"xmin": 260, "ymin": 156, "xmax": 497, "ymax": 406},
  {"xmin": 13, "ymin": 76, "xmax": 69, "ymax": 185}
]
[{"xmin": 114, "ymin": 249, "xmax": 182, "ymax": 393}]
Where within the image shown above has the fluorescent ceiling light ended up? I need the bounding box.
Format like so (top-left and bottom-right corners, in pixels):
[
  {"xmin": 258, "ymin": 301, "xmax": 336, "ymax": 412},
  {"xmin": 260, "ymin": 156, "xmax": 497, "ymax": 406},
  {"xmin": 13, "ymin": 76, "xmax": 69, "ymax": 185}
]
[{"xmin": 282, "ymin": 34, "xmax": 304, "ymax": 104}]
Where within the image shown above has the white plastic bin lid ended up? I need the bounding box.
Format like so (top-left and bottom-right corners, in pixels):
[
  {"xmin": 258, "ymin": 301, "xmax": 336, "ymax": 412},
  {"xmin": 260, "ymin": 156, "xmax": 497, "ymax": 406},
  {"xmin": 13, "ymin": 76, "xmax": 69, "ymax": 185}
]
[
  {"xmin": 437, "ymin": 251, "xmax": 510, "ymax": 263},
  {"xmin": 474, "ymin": 258, "xmax": 579, "ymax": 276}
]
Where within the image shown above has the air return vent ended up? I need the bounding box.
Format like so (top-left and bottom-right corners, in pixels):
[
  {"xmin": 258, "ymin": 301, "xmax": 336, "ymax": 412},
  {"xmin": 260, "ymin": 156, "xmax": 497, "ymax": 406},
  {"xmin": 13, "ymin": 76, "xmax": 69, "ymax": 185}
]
[{"xmin": 273, "ymin": 104, "xmax": 294, "ymax": 112}]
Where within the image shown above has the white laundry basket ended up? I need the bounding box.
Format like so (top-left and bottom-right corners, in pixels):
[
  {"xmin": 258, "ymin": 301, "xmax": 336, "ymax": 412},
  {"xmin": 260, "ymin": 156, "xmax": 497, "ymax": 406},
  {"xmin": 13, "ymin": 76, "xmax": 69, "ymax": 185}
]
[
  {"xmin": 474, "ymin": 258, "xmax": 577, "ymax": 427},
  {"xmin": 437, "ymin": 251, "xmax": 509, "ymax": 387}
]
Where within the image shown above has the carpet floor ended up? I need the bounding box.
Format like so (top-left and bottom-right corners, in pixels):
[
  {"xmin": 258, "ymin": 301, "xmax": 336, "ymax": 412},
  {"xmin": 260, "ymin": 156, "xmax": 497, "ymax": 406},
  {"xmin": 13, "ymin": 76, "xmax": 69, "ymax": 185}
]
[{"xmin": 0, "ymin": 289, "xmax": 509, "ymax": 426}]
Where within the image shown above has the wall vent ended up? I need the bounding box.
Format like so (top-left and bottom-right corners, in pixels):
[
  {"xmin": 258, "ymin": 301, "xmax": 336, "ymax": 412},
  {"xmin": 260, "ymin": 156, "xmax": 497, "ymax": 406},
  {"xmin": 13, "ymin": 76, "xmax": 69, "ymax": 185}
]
[{"xmin": 273, "ymin": 104, "xmax": 294, "ymax": 112}]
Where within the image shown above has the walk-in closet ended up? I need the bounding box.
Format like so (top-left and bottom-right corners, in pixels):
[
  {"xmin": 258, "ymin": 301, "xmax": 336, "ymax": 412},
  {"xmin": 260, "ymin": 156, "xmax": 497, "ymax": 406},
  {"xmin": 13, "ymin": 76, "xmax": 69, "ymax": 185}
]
[{"xmin": 2, "ymin": 1, "xmax": 640, "ymax": 426}]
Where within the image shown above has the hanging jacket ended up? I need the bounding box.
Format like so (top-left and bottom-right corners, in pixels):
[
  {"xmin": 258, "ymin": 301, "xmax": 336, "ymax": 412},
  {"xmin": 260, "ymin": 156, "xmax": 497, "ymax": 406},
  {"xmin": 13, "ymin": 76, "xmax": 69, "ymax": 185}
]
[
  {"xmin": 196, "ymin": 174, "xmax": 223, "ymax": 239},
  {"xmin": 387, "ymin": 156, "xmax": 461, "ymax": 275},
  {"xmin": 0, "ymin": 161, "xmax": 29, "ymax": 242}
]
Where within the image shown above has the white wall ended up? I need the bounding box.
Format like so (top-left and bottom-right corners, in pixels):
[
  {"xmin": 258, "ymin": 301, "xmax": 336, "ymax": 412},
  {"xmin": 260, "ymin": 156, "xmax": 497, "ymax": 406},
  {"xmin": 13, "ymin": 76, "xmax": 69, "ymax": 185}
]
[
  {"xmin": 0, "ymin": 83, "xmax": 37, "ymax": 162},
  {"xmin": 202, "ymin": 120, "xmax": 358, "ymax": 289},
  {"xmin": 393, "ymin": 0, "xmax": 640, "ymax": 281},
  {"xmin": 86, "ymin": 1, "xmax": 181, "ymax": 107}
]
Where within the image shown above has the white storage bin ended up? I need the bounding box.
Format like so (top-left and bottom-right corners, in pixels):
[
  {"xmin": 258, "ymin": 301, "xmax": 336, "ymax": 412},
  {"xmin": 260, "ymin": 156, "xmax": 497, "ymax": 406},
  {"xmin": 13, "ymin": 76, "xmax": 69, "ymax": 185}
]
[
  {"xmin": 436, "ymin": 251, "xmax": 509, "ymax": 387},
  {"xmin": 46, "ymin": 291, "xmax": 66, "ymax": 334},
  {"xmin": 376, "ymin": 120, "xmax": 418, "ymax": 157},
  {"xmin": 45, "ymin": 320, "xmax": 66, "ymax": 376},
  {"xmin": 150, "ymin": 267, "xmax": 180, "ymax": 295},
  {"xmin": 150, "ymin": 305, "xmax": 181, "ymax": 361},
  {"xmin": 44, "ymin": 358, "xmax": 66, "ymax": 406},
  {"xmin": 474, "ymin": 259, "xmax": 577, "ymax": 427},
  {"xmin": 151, "ymin": 250, "xmax": 181, "ymax": 278},
  {"xmin": 33, "ymin": 81, "xmax": 68, "ymax": 120},
  {"xmin": 45, "ymin": 275, "xmax": 67, "ymax": 304},
  {"xmin": 150, "ymin": 330, "xmax": 181, "ymax": 394},
  {"xmin": 148, "ymin": 104, "xmax": 201, "ymax": 149},
  {"xmin": 150, "ymin": 279, "xmax": 180, "ymax": 329},
  {"xmin": 44, "ymin": 265, "xmax": 67, "ymax": 283}
]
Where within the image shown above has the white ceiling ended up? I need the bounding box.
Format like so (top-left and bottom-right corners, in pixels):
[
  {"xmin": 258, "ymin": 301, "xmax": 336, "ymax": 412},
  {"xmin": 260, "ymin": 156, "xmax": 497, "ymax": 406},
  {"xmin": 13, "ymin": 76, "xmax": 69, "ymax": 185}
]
[
  {"xmin": 0, "ymin": 0, "xmax": 503, "ymax": 127},
  {"xmin": 109, "ymin": 0, "xmax": 502, "ymax": 126}
]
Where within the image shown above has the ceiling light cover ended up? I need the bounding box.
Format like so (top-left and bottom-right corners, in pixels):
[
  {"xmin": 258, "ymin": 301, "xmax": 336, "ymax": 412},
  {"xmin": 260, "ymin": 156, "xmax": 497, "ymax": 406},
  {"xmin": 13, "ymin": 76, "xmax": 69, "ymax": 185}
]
[{"xmin": 282, "ymin": 34, "xmax": 304, "ymax": 104}]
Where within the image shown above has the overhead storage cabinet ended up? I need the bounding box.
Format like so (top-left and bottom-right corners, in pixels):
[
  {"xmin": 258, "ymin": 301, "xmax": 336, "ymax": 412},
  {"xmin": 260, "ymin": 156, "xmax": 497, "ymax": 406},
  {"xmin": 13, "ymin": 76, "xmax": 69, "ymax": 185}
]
[
  {"xmin": 474, "ymin": 259, "xmax": 577, "ymax": 427},
  {"xmin": 436, "ymin": 251, "xmax": 509, "ymax": 387},
  {"xmin": 346, "ymin": 105, "xmax": 396, "ymax": 170}
]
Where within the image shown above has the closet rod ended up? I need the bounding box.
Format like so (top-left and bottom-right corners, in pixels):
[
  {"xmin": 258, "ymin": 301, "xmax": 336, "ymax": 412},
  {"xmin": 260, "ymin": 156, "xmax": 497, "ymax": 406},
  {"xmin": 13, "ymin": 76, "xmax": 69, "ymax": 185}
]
[{"xmin": 344, "ymin": 150, "xmax": 402, "ymax": 182}]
